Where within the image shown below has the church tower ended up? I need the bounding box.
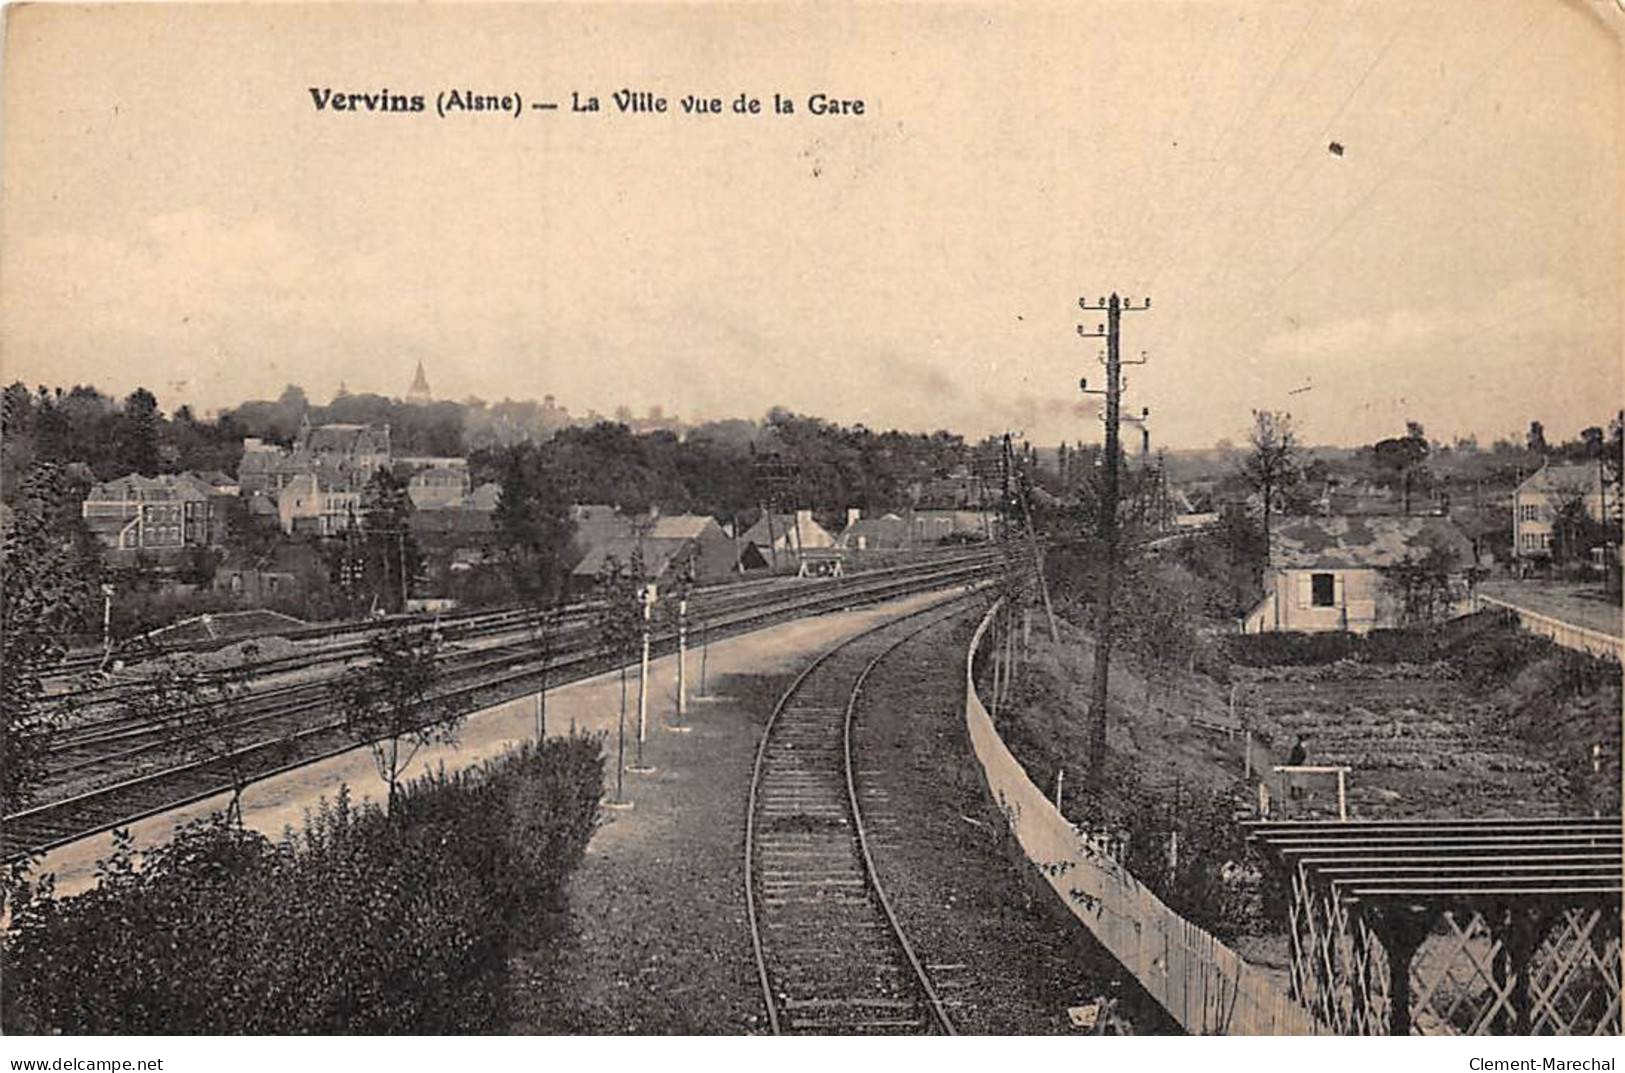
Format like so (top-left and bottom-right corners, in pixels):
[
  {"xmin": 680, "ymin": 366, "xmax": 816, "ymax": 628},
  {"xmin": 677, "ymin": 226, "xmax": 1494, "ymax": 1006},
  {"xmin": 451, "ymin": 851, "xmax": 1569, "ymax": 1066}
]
[{"xmin": 406, "ymin": 361, "xmax": 432, "ymax": 405}]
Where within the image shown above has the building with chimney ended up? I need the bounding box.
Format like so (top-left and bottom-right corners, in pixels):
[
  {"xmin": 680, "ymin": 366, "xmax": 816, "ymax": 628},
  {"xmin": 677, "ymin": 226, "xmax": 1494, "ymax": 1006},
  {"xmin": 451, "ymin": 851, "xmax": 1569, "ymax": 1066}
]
[
  {"xmin": 81, "ymin": 472, "xmax": 235, "ymax": 551},
  {"xmin": 237, "ymin": 419, "xmax": 392, "ymax": 498}
]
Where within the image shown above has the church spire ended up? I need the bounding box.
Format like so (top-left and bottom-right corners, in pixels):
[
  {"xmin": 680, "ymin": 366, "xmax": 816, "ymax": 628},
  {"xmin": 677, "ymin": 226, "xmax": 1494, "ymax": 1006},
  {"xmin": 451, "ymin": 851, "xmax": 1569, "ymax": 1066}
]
[{"xmin": 406, "ymin": 361, "xmax": 432, "ymax": 404}]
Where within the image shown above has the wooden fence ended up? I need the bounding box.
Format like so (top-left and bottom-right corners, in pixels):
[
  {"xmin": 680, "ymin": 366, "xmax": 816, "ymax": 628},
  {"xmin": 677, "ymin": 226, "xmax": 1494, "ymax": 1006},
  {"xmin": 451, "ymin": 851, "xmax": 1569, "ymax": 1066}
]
[{"xmin": 963, "ymin": 599, "xmax": 1325, "ymax": 1035}]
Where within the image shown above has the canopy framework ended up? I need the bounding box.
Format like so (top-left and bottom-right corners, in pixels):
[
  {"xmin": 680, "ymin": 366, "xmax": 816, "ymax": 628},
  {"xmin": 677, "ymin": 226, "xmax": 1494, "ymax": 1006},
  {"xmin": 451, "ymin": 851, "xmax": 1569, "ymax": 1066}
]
[{"xmin": 1247, "ymin": 818, "xmax": 1622, "ymax": 1036}]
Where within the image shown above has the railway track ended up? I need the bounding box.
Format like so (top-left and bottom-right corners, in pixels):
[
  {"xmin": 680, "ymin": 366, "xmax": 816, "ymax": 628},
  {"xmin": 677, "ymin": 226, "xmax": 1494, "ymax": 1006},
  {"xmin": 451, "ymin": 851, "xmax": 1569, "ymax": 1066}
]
[
  {"xmin": 5, "ymin": 554, "xmax": 1001, "ymax": 860},
  {"xmin": 745, "ymin": 593, "xmax": 982, "ymax": 1035},
  {"xmin": 49, "ymin": 550, "xmax": 987, "ymax": 685},
  {"xmin": 41, "ymin": 550, "xmax": 1003, "ymax": 759}
]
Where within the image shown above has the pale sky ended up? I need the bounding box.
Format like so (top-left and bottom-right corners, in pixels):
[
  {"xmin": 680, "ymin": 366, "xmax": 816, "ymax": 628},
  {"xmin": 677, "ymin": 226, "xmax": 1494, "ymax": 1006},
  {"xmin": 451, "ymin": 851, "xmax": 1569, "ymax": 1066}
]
[{"xmin": 3, "ymin": 1, "xmax": 1620, "ymax": 449}]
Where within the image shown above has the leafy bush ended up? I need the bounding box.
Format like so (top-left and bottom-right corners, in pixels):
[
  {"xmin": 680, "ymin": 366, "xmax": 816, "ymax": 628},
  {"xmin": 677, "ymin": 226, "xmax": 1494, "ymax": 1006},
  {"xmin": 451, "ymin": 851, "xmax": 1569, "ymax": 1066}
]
[
  {"xmin": 1066, "ymin": 767, "xmax": 1258, "ymax": 940},
  {"xmin": 1, "ymin": 734, "xmax": 603, "ymax": 1034}
]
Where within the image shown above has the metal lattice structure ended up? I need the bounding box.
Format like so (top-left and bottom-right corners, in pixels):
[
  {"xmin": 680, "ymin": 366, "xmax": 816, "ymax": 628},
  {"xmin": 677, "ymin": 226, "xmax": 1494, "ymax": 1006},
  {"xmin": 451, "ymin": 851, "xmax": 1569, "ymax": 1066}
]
[{"xmin": 1249, "ymin": 818, "xmax": 1622, "ymax": 1035}]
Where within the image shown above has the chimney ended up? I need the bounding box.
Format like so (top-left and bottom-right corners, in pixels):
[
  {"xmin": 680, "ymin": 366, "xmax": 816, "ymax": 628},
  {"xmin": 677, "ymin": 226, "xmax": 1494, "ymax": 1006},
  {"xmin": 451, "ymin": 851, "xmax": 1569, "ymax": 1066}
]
[
  {"xmin": 796, "ymin": 508, "xmax": 813, "ymax": 533},
  {"xmin": 846, "ymin": 507, "xmax": 860, "ymax": 529}
]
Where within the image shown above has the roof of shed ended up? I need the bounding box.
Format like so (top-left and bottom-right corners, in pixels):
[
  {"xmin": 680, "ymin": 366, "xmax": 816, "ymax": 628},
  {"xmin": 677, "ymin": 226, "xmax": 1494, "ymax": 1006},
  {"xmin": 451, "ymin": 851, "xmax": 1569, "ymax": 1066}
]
[
  {"xmin": 649, "ymin": 514, "xmax": 718, "ymax": 540},
  {"xmin": 1270, "ymin": 515, "xmax": 1474, "ymax": 570},
  {"xmin": 571, "ymin": 536, "xmax": 690, "ymax": 578}
]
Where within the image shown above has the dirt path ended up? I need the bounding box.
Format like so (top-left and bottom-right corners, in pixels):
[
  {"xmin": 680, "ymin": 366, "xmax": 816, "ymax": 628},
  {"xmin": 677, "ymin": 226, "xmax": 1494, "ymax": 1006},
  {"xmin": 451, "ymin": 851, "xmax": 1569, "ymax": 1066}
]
[{"xmin": 1480, "ymin": 580, "xmax": 1622, "ymax": 638}]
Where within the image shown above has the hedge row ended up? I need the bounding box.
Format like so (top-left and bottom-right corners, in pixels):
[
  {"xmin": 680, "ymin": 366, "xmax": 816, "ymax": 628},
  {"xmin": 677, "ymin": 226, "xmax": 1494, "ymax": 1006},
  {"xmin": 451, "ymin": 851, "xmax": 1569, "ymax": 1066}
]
[
  {"xmin": 1222, "ymin": 611, "xmax": 1514, "ymax": 667},
  {"xmin": 1, "ymin": 734, "xmax": 603, "ymax": 1034}
]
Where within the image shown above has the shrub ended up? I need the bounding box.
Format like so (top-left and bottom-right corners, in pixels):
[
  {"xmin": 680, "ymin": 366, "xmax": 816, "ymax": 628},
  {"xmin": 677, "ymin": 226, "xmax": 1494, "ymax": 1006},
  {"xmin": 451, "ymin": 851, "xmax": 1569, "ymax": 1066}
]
[
  {"xmin": 1, "ymin": 734, "xmax": 604, "ymax": 1034},
  {"xmin": 1222, "ymin": 613, "xmax": 1516, "ymax": 669}
]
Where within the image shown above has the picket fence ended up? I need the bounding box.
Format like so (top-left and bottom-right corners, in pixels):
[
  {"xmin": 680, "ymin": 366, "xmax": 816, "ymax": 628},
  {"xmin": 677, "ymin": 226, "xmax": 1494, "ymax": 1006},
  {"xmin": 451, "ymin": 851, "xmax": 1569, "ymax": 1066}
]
[{"xmin": 964, "ymin": 599, "xmax": 1325, "ymax": 1035}]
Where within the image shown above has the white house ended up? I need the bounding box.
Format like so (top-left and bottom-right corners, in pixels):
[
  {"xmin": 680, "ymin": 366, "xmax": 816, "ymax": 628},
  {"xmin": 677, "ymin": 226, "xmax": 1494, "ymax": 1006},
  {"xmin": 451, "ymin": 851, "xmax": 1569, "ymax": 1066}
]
[
  {"xmin": 1243, "ymin": 515, "xmax": 1476, "ymax": 634},
  {"xmin": 277, "ymin": 473, "xmax": 364, "ymax": 536}
]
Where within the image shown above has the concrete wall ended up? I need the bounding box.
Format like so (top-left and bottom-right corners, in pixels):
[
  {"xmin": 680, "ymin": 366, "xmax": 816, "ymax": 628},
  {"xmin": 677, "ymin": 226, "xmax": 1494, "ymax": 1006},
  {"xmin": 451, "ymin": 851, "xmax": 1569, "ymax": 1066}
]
[
  {"xmin": 1475, "ymin": 594, "xmax": 1624, "ymax": 662},
  {"xmin": 963, "ymin": 600, "xmax": 1324, "ymax": 1035}
]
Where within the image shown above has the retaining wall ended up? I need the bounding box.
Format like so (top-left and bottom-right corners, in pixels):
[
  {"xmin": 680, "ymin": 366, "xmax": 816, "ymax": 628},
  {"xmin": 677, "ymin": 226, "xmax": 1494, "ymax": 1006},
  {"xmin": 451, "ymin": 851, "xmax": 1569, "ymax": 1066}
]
[
  {"xmin": 1473, "ymin": 594, "xmax": 1623, "ymax": 662},
  {"xmin": 963, "ymin": 599, "xmax": 1324, "ymax": 1035}
]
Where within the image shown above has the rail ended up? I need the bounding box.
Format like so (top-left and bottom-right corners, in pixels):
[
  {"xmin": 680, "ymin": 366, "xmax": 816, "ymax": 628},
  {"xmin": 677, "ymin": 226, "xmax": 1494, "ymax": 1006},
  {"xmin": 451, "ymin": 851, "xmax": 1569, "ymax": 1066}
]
[
  {"xmin": 745, "ymin": 594, "xmax": 977, "ymax": 1034},
  {"xmin": 962, "ymin": 597, "xmax": 1325, "ymax": 1035},
  {"xmin": 6, "ymin": 556, "xmax": 998, "ymax": 859}
]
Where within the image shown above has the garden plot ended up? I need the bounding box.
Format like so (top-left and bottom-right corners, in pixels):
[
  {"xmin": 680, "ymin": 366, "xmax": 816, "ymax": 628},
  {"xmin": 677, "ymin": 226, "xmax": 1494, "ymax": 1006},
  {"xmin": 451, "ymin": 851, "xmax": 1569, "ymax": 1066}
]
[{"xmin": 1238, "ymin": 662, "xmax": 1564, "ymax": 820}]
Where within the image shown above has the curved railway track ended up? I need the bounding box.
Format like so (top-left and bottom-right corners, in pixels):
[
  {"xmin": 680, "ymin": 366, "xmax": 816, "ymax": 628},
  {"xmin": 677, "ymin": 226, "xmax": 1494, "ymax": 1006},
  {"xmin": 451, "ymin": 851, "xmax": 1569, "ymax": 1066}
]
[
  {"xmin": 744, "ymin": 593, "xmax": 983, "ymax": 1035},
  {"xmin": 5, "ymin": 553, "xmax": 1001, "ymax": 860}
]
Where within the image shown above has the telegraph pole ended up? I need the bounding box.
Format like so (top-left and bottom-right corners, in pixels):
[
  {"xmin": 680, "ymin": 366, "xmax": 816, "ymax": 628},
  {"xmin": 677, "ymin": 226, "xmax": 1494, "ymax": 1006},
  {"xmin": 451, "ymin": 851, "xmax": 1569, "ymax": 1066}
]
[
  {"xmin": 754, "ymin": 453, "xmax": 798, "ymax": 574},
  {"xmin": 1078, "ymin": 292, "xmax": 1151, "ymax": 788},
  {"xmin": 1008, "ymin": 434, "xmax": 1060, "ymax": 644}
]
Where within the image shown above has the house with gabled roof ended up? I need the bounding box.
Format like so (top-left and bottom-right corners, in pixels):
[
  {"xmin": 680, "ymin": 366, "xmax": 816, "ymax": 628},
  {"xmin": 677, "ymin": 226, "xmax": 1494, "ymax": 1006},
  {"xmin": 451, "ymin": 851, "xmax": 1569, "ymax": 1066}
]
[
  {"xmin": 277, "ymin": 473, "xmax": 363, "ymax": 536},
  {"xmin": 1512, "ymin": 462, "xmax": 1609, "ymax": 564},
  {"xmin": 738, "ymin": 510, "xmax": 836, "ymax": 571},
  {"xmin": 568, "ymin": 511, "xmax": 739, "ymax": 589},
  {"xmin": 837, "ymin": 511, "xmax": 910, "ymax": 550},
  {"xmin": 647, "ymin": 513, "xmax": 738, "ymax": 580},
  {"xmin": 81, "ymin": 472, "xmax": 234, "ymax": 550},
  {"xmin": 1243, "ymin": 515, "xmax": 1476, "ymax": 634},
  {"xmin": 237, "ymin": 420, "xmax": 392, "ymax": 497}
]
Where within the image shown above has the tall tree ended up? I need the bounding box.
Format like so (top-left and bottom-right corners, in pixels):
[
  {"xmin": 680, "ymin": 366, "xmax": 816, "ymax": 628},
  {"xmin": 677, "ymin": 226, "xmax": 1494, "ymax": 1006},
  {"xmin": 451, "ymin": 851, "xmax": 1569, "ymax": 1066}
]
[
  {"xmin": 1372, "ymin": 422, "xmax": 1431, "ymax": 515},
  {"xmin": 494, "ymin": 445, "xmax": 576, "ymax": 605},
  {"xmin": 360, "ymin": 468, "xmax": 421, "ymax": 613},
  {"xmin": 1240, "ymin": 410, "xmax": 1299, "ymax": 550},
  {"xmin": 2, "ymin": 464, "xmax": 97, "ymax": 813},
  {"xmin": 1606, "ymin": 411, "xmax": 1624, "ymax": 529},
  {"xmin": 120, "ymin": 388, "xmax": 163, "ymax": 477}
]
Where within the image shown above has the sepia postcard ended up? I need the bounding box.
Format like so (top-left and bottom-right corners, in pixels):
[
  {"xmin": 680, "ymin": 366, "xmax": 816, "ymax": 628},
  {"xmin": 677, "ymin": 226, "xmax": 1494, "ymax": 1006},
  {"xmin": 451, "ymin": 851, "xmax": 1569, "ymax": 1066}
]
[{"xmin": 0, "ymin": 0, "xmax": 1621, "ymax": 1061}]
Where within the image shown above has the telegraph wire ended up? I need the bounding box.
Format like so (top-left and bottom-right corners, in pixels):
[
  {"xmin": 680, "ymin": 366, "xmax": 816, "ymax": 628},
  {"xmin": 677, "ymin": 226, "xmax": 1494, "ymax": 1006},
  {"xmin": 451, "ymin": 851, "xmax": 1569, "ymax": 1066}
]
[
  {"xmin": 1257, "ymin": 3, "xmax": 1555, "ymax": 303},
  {"xmin": 1136, "ymin": 1, "xmax": 1333, "ymax": 298}
]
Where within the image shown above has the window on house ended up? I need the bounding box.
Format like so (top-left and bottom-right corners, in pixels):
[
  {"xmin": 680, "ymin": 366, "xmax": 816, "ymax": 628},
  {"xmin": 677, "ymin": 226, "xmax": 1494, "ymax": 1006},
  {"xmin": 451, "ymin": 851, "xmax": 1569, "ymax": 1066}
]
[{"xmin": 1311, "ymin": 573, "xmax": 1336, "ymax": 607}]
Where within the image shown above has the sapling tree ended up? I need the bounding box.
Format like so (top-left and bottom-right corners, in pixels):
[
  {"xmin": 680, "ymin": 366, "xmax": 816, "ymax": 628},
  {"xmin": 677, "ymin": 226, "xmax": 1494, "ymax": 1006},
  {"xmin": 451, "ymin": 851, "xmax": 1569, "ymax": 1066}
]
[
  {"xmin": 526, "ymin": 595, "xmax": 568, "ymax": 741},
  {"xmin": 653, "ymin": 559, "xmax": 697, "ymax": 726},
  {"xmin": 330, "ymin": 624, "xmax": 456, "ymax": 815},
  {"xmin": 592, "ymin": 553, "xmax": 644, "ymax": 803},
  {"xmin": 119, "ymin": 640, "xmax": 263, "ymax": 824}
]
